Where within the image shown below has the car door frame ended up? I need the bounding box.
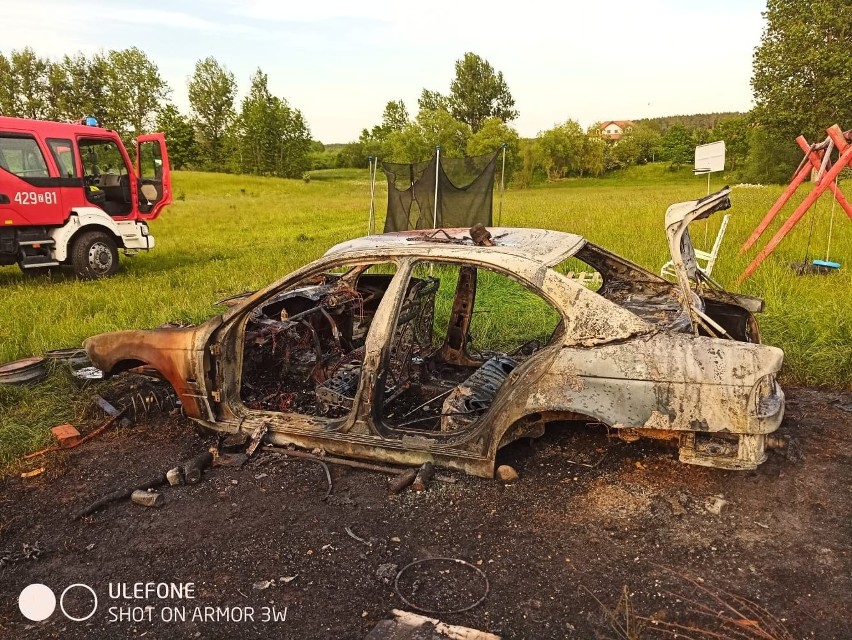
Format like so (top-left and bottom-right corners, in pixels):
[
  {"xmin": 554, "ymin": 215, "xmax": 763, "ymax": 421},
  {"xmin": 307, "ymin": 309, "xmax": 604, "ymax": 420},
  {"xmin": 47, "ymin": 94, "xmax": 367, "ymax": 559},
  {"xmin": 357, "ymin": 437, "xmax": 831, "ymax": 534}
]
[{"xmin": 212, "ymin": 254, "xmax": 412, "ymax": 439}]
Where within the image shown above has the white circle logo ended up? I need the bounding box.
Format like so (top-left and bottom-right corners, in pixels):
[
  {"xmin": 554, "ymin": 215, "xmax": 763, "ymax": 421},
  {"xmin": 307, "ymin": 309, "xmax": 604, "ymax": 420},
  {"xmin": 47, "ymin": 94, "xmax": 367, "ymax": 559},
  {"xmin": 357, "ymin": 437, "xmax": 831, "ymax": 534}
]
[
  {"xmin": 18, "ymin": 584, "xmax": 56, "ymax": 621},
  {"xmin": 60, "ymin": 584, "xmax": 98, "ymax": 622}
]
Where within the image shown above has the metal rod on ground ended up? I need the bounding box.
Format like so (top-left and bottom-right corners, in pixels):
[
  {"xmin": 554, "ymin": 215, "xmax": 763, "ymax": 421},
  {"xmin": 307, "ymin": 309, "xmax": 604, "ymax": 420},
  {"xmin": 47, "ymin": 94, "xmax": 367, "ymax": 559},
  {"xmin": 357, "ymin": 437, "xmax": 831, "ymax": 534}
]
[
  {"xmin": 432, "ymin": 145, "xmax": 440, "ymax": 229},
  {"xmin": 497, "ymin": 144, "xmax": 506, "ymax": 226},
  {"xmin": 262, "ymin": 447, "xmax": 454, "ymax": 482}
]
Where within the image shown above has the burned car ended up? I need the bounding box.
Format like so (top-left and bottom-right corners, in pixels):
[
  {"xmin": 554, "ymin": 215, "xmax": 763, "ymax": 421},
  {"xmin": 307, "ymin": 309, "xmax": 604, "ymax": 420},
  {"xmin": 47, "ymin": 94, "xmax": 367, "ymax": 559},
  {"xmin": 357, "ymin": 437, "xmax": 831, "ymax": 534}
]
[{"xmin": 84, "ymin": 187, "xmax": 785, "ymax": 476}]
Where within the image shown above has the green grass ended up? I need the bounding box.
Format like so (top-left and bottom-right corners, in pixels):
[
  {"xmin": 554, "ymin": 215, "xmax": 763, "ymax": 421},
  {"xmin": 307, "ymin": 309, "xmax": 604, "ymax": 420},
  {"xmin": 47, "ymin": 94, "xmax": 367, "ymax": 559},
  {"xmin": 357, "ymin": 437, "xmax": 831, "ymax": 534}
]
[{"xmin": 1, "ymin": 165, "xmax": 850, "ymax": 466}]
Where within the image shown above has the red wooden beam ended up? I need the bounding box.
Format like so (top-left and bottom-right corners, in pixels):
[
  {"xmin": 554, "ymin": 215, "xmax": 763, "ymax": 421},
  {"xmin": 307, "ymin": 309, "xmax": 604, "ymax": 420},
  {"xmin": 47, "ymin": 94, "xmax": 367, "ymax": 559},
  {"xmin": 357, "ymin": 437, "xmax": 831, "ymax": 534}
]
[
  {"xmin": 825, "ymin": 125, "xmax": 852, "ymax": 222},
  {"xmin": 738, "ymin": 134, "xmax": 852, "ymax": 283},
  {"xmin": 739, "ymin": 136, "xmax": 820, "ymax": 254}
]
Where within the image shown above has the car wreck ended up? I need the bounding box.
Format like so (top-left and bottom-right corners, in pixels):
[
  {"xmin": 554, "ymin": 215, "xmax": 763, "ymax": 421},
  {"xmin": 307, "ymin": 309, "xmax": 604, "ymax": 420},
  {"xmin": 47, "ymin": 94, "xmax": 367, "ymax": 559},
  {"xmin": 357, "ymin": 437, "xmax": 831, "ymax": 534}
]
[{"xmin": 84, "ymin": 187, "xmax": 785, "ymax": 477}]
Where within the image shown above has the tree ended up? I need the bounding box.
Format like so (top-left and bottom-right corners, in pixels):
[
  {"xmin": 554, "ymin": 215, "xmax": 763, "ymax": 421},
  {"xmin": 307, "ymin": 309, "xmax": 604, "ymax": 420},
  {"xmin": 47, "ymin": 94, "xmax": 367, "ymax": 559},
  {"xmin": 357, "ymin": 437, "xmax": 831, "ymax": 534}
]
[
  {"xmin": 0, "ymin": 53, "xmax": 14, "ymax": 116},
  {"xmin": 467, "ymin": 117, "xmax": 520, "ymax": 181},
  {"xmin": 156, "ymin": 105, "xmax": 198, "ymax": 169},
  {"xmin": 580, "ymin": 135, "xmax": 607, "ymax": 177},
  {"xmin": 741, "ymin": 126, "xmax": 801, "ymax": 184},
  {"xmin": 384, "ymin": 108, "xmax": 470, "ymax": 163},
  {"xmin": 659, "ymin": 124, "xmax": 694, "ymax": 167},
  {"xmin": 54, "ymin": 52, "xmax": 111, "ymax": 124},
  {"xmin": 418, "ymin": 89, "xmax": 450, "ymax": 113},
  {"xmin": 712, "ymin": 115, "xmax": 750, "ymax": 171},
  {"xmin": 232, "ymin": 69, "xmax": 312, "ymax": 178},
  {"xmin": 629, "ymin": 122, "xmax": 662, "ymax": 164},
  {"xmin": 752, "ymin": 0, "xmax": 852, "ymax": 142},
  {"xmin": 448, "ymin": 52, "xmax": 518, "ymax": 132},
  {"xmin": 358, "ymin": 99, "xmax": 411, "ymax": 161},
  {"xmin": 105, "ymin": 47, "xmax": 171, "ymax": 138},
  {"xmin": 1, "ymin": 48, "xmax": 50, "ymax": 119},
  {"xmin": 188, "ymin": 57, "xmax": 237, "ymax": 169},
  {"xmin": 536, "ymin": 119, "xmax": 585, "ymax": 179},
  {"xmin": 380, "ymin": 100, "xmax": 409, "ymax": 133}
]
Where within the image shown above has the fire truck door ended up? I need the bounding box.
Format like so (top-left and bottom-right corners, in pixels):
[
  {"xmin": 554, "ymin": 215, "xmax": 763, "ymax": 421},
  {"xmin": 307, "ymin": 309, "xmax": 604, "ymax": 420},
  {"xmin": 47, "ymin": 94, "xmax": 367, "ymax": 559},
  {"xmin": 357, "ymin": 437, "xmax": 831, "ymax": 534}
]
[{"xmin": 0, "ymin": 133, "xmax": 67, "ymax": 226}]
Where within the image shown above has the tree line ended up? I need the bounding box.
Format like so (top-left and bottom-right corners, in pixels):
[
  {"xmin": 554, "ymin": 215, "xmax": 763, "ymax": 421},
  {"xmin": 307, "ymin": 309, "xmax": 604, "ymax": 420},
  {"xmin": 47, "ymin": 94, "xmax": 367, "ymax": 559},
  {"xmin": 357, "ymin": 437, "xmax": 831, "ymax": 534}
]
[
  {"xmin": 0, "ymin": 49, "xmax": 312, "ymax": 178},
  {"xmin": 2, "ymin": 1, "xmax": 849, "ymax": 185},
  {"xmin": 325, "ymin": 0, "xmax": 851, "ymax": 186}
]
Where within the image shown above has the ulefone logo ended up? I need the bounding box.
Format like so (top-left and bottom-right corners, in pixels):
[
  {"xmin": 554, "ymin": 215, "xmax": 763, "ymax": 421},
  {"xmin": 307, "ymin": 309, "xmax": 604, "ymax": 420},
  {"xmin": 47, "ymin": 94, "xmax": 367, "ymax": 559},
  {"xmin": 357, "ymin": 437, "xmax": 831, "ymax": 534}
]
[{"xmin": 18, "ymin": 583, "xmax": 98, "ymax": 622}]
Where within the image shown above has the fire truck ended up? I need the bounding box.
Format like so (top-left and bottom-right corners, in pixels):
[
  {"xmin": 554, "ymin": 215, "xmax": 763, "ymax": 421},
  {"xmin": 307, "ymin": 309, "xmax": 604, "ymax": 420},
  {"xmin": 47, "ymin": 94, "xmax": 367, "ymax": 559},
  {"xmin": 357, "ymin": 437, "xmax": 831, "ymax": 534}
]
[{"xmin": 0, "ymin": 116, "xmax": 171, "ymax": 278}]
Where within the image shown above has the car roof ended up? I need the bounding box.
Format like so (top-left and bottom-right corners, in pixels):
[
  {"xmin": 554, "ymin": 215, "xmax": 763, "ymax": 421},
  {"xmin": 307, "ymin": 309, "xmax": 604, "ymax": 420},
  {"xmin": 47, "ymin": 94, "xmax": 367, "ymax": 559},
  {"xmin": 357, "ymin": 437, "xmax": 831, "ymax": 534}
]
[{"xmin": 325, "ymin": 228, "xmax": 586, "ymax": 267}]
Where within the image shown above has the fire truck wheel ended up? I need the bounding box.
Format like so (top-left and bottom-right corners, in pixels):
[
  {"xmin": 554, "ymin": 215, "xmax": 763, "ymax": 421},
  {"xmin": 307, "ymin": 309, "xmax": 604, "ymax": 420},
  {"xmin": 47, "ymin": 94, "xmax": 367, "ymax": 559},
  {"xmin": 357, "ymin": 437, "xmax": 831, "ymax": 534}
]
[{"xmin": 71, "ymin": 231, "xmax": 120, "ymax": 279}]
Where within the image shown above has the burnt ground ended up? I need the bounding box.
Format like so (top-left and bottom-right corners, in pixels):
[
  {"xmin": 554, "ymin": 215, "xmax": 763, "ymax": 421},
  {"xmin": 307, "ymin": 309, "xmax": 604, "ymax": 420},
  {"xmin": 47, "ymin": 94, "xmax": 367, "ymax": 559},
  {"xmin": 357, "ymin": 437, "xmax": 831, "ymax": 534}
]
[{"xmin": 0, "ymin": 385, "xmax": 850, "ymax": 639}]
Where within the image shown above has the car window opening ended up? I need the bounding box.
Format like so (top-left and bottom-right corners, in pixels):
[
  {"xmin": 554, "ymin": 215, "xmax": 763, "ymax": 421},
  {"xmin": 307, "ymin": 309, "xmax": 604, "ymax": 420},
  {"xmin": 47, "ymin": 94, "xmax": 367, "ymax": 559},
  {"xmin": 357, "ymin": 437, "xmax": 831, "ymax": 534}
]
[
  {"xmin": 78, "ymin": 137, "xmax": 133, "ymax": 216},
  {"xmin": 378, "ymin": 261, "xmax": 560, "ymax": 432},
  {"xmin": 237, "ymin": 260, "xmax": 562, "ymax": 429},
  {"xmin": 239, "ymin": 264, "xmax": 398, "ymax": 417}
]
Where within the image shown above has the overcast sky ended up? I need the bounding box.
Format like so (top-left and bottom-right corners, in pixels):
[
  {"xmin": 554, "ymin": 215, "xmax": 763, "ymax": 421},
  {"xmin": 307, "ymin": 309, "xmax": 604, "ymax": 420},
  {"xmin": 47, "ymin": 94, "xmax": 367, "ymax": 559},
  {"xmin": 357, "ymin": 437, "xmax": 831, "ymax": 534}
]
[{"xmin": 4, "ymin": 0, "xmax": 767, "ymax": 142}]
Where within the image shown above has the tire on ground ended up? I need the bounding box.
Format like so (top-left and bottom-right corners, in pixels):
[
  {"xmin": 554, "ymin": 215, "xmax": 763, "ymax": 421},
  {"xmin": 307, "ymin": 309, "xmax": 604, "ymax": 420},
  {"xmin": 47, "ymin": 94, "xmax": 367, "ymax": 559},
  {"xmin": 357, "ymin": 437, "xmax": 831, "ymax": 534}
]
[{"xmin": 70, "ymin": 230, "xmax": 120, "ymax": 279}]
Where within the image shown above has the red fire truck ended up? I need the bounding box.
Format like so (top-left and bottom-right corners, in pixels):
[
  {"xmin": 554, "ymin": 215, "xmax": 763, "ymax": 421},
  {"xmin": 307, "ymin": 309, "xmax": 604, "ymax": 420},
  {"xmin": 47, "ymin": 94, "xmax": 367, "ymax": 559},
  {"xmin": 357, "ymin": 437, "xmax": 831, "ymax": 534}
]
[{"xmin": 0, "ymin": 116, "xmax": 171, "ymax": 278}]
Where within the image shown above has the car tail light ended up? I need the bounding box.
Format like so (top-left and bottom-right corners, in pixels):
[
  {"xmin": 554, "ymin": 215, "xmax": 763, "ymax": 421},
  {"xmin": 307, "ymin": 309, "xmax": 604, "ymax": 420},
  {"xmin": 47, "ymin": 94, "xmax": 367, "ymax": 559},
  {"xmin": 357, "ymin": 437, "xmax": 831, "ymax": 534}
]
[{"xmin": 751, "ymin": 374, "xmax": 782, "ymax": 418}]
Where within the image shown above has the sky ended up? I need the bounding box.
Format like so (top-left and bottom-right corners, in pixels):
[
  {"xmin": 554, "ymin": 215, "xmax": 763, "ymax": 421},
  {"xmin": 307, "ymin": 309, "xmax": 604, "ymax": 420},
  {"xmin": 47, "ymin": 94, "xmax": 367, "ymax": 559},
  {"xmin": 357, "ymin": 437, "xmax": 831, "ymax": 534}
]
[{"xmin": 4, "ymin": 0, "xmax": 767, "ymax": 143}]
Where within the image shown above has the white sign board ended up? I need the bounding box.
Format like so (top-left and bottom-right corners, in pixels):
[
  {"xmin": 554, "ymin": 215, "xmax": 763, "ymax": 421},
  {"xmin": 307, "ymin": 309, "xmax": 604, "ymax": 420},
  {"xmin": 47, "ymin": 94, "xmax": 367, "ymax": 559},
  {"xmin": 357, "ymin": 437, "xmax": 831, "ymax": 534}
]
[{"xmin": 694, "ymin": 141, "xmax": 726, "ymax": 174}]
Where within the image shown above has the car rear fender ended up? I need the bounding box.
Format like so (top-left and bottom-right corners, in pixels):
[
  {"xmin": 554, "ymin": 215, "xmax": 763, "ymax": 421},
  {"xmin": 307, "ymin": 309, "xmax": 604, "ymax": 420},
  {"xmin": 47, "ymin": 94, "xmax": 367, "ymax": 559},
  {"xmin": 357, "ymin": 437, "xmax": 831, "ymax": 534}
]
[{"xmin": 485, "ymin": 333, "xmax": 784, "ymax": 460}]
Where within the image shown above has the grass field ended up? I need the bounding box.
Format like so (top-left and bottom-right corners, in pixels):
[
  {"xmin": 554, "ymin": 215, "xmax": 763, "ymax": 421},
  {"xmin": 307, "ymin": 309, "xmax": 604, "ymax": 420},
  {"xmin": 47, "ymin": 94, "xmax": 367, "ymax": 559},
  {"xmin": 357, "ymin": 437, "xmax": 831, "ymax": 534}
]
[{"xmin": 1, "ymin": 165, "xmax": 850, "ymax": 465}]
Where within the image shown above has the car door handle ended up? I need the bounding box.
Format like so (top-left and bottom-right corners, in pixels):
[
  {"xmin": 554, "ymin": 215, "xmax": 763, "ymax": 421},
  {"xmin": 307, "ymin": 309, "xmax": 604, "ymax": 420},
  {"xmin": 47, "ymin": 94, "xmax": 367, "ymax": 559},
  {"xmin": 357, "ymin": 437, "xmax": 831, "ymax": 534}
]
[{"xmin": 0, "ymin": 193, "xmax": 10, "ymax": 204}]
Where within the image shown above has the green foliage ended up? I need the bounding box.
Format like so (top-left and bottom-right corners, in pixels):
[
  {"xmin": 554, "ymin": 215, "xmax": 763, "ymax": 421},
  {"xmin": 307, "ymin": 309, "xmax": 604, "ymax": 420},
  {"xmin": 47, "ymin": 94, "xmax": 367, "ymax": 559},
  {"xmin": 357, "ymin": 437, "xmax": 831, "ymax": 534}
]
[
  {"xmin": 659, "ymin": 125, "xmax": 694, "ymax": 167},
  {"xmin": 537, "ymin": 120, "xmax": 586, "ymax": 179},
  {"xmin": 581, "ymin": 135, "xmax": 607, "ymax": 177},
  {"xmin": 417, "ymin": 89, "xmax": 450, "ymax": 113},
  {"xmin": 229, "ymin": 69, "xmax": 312, "ymax": 178},
  {"xmin": 104, "ymin": 47, "xmax": 171, "ymax": 139},
  {"xmin": 379, "ymin": 100, "xmax": 409, "ymax": 134},
  {"xmin": 752, "ymin": 0, "xmax": 852, "ymax": 142},
  {"xmin": 53, "ymin": 53, "xmax": 111, "ymax": 125},
  {"xmin": 384, "ymin": 109, "xmax": 470, "ymax": 162},
  {"xmin": 712, "ymin": 115, "xmax": 750, "ymax": 172},
  {"xmin": 188, "ymin": 56, "xmax": 237, "ymax": 169},
  {"xmin": 155, "ymin": 105, "xmax": 198, "ymax": 169},
  {"xmin": 741, "ymin": 126, "xmax": 801, "ymax": 184},
  {"xmin": 348, "ymin": 100, "xmax": 412, "ymax": 167},
  {"xmin": 2, "ymin": 48, "xmax": 49, "ymax": 119},
  {"xmin": 336, "ymin": 141, "xmax": 369, "ymax": 169},
  {"xmin": 308, "ymin": 148, "xmax": 340, "ymax": 170},
  {"xmin": 466, "ymin": 118, "xmax": 520, "ymax": 179},
  {"xmin": 413, "ymin": 53, "xmax": 518, "ymax": 136},
  {"xmin": 637, "ymin": 112, "xmax": 745, "ymax": 133},
  {"xmin": 447, "ymin": 52, "xmax": 518, "ymax": 132}
]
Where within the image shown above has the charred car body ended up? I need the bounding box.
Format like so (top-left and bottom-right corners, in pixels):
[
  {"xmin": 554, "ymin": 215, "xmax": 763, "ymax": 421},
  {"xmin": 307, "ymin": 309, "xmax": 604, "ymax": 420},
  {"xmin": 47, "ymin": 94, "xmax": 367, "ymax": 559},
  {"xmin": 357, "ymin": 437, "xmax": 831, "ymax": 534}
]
[{"xmin": 85, "ymin": 188, "xmax": 785, "ymax": 476}]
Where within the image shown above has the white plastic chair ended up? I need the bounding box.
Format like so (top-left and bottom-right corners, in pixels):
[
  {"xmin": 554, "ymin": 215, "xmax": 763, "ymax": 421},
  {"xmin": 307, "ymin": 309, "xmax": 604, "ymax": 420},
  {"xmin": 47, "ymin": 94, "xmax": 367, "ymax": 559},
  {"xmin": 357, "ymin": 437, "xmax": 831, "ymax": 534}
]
[{"xmin": 661, "ymin": 213, "xmax": 730, "ymax": 280}]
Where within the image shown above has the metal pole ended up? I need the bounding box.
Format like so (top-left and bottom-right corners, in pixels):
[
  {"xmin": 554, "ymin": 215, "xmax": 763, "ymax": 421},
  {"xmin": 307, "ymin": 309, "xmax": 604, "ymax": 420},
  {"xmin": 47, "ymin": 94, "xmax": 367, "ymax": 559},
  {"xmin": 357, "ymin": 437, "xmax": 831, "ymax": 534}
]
[
  {"xmin": 371, "ymin": 157, "xmax": 379, "ymax": 234},
  {"xmin": 497, "ymin": 144, "xmax": 506, "ymax": 226},
  {"xmin": 704, "ymin": 172, "xmax": 711, "ymax": 244},
  {"xmin": 432, "ymin": 146, "xmax": 440, "ymax": 229},
  {"xmin": 826, "ymin": 176, "xmax": 838, "ymax": 261},
  {"xmin": 367, "ymin": 156, "xmax": 375, "ymax": 235}
]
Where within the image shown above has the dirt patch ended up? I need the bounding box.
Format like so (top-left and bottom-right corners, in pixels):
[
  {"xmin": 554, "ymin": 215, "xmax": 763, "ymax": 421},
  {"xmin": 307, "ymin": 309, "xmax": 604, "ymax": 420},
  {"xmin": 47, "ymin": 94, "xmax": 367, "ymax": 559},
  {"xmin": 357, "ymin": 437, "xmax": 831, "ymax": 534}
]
[{"xmin": 0, "ymin": 385, "xmax": 850, "ymax": 639}]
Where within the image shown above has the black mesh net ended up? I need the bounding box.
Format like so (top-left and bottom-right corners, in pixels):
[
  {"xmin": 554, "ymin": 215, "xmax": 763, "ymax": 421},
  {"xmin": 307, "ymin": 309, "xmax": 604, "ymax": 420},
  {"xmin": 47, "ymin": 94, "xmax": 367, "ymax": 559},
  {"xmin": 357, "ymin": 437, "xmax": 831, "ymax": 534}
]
[{"xmin": 382, "ymin": 151, "xmax": 497, "ymax": 232}]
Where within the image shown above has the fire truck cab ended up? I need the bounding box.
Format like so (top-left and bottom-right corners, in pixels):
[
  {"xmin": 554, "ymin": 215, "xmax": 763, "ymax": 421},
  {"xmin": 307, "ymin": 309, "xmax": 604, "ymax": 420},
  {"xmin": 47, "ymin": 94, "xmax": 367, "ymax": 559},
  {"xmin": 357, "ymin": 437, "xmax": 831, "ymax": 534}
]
[{"xmin": 0, "ymin": 116, "xmax": 171, "ymax": 278}]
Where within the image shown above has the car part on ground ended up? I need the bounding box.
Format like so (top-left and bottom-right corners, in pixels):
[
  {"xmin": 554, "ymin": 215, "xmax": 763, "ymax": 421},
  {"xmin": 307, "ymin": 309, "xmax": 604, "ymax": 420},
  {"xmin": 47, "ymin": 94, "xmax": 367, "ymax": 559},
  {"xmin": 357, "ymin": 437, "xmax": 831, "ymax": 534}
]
[
  {"xmin": 0, "ymin": 356, "xmax": 47, "ymax": 385},
  {"xmin": 84, "ymin": 189, "xmax": 786, "ymax": 477}
]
